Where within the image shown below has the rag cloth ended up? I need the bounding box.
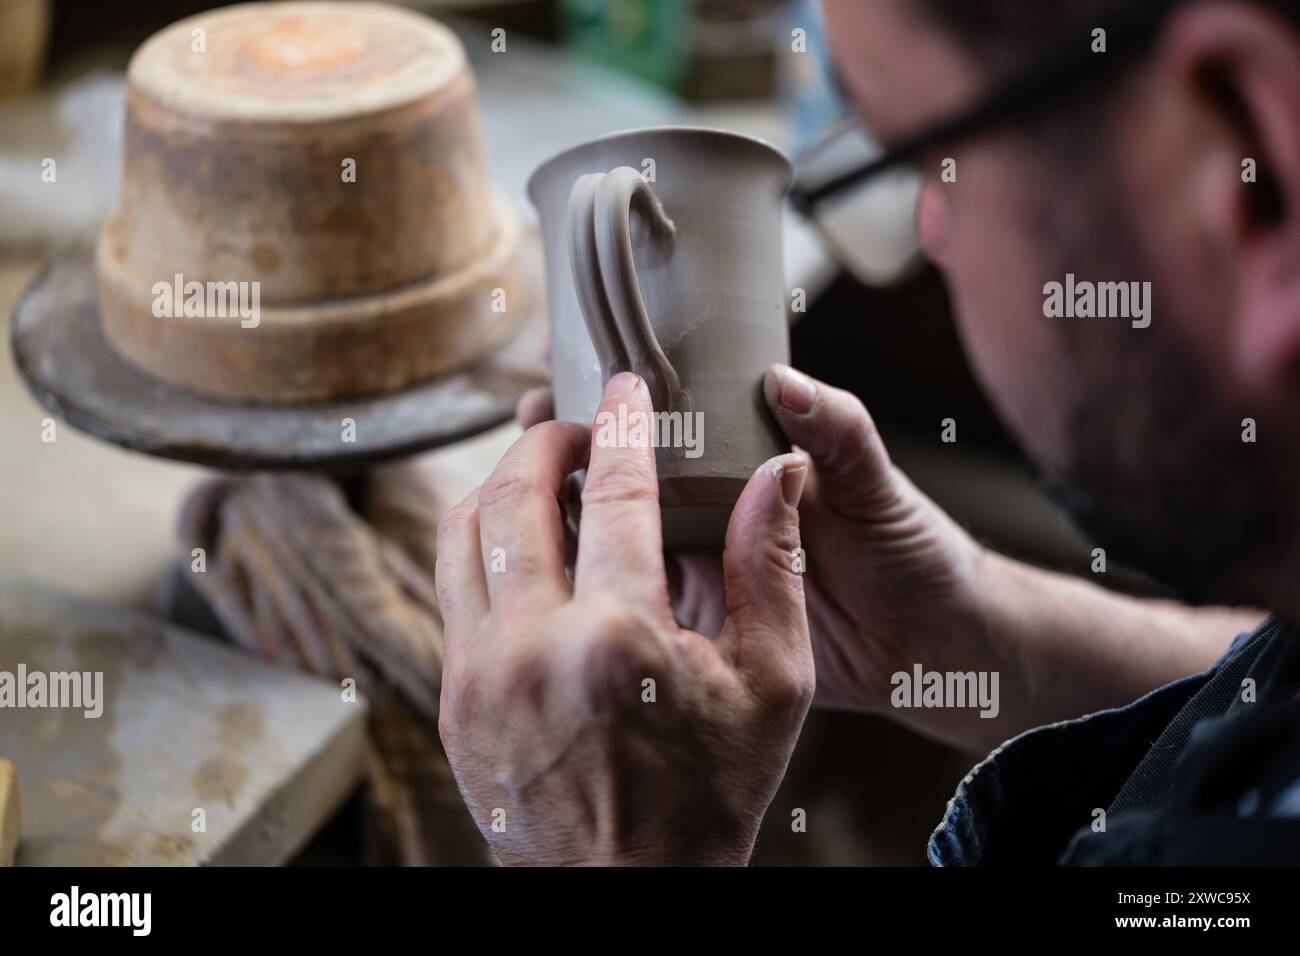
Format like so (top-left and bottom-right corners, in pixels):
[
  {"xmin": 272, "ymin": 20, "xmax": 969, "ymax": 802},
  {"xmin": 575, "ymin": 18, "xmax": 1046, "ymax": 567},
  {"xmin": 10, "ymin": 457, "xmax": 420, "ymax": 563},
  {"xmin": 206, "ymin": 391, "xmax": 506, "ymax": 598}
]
[{"xmin": 177, "ymin": 464, "xmax": 487, "ymax": 866}]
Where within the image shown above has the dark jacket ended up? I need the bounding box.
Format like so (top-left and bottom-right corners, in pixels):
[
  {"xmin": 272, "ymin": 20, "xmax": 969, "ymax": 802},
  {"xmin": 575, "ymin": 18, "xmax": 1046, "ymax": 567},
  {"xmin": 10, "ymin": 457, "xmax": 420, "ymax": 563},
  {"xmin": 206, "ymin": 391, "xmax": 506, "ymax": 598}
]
[{"xmin": 929, "ymin": 619, "xmax": 1300, "ymax": 865}]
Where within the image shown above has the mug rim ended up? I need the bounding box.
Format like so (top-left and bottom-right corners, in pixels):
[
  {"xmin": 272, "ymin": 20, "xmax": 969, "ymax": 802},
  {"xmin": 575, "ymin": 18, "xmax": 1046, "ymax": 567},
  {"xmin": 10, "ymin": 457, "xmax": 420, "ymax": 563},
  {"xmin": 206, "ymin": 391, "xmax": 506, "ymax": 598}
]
[{"xmin": 526, "ymin": 125, "xmax": 793, "ymax": 205}]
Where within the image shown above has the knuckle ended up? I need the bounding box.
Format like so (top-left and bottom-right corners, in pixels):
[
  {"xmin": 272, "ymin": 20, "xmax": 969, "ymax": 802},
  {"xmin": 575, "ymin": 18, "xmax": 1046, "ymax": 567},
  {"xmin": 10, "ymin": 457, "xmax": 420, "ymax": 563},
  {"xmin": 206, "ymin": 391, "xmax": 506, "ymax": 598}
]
[
  {"xmin": 436, "ymin": 503, "xmax": 476, "ymax": 547},
  {"xmin": 499, "ymin": 641, "xmax": 550, "ymax": 704},
  {"xmin": 849, "ymin": 393, "xmax": 878, "ymax": 434},
  {"xmin": 576, "ymin": 603, "xmax": 657, "ymax": 711},
  {"xmin": 580, "ymin": 467, "xmax": 658, "ymax": 509},
  {"xmin": 753, "ymin": 652, "xmax": 815, "ymax": 717},
  {"xmin": 739, "ymin": 506, "xmax": 803, "ymax": 557},
  {"xmin": 437, "ymin": 704, "xmax": 456, "ymax": 749},
  {"xmin": 837, "ymin": 398, "xmax": 881, "ymax": 457},
  {"xmin": 807, "ymin": 385, "xmax": 877, "ymax": 458},
  {"xmin": 440, "ymin": 666, "xmax": 487, "ymax": 742},
  {"xmin": 434, "ymin": 578, "xmax": 458, "ymax": 619},
  {"xmin": 581, "ymin": 636, "xmax": 647, "ymax": 712},
  {"xmin": 771, "ymin": 529, "xmax": 805, "ymax": 576},
  {"xmin": 478, "ymin": 469, "xmax": 544, "ymax": 511},
  {"xmin": 434, "ymin": 576, "xmax": 460, "ymax": 619},
  {"xmin": 583, "ymin": 596, "xmax": 652, "ymax": 641},
  {"xmin": 812, "ymin": 391, "xmax": 896, "ymax": 508},
  {"xmin": 841, "ymin": 394, "xmax": 887, "ymax": 458},
  {"xmin": 827, "ymin": 383, "xmax": 874, "ymax": 432}
]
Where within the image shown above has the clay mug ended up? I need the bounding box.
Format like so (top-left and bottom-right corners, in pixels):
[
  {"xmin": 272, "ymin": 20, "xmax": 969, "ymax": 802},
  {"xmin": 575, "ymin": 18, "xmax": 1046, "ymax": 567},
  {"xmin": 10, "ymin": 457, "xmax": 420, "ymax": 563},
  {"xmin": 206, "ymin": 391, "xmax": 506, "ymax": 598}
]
[{"xmin": 528, "ymin": 127, "xmax": 792, "ymax": 549}]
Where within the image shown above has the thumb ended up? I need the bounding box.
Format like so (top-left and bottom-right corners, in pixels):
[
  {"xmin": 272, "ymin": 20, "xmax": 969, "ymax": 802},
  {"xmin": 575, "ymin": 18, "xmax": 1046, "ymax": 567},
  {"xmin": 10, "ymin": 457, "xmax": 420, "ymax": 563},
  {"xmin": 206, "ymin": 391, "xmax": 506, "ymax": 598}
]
[
  {"xmin": 719, "ymin": 453, "xmax": 812, "ymax": 690},
  {"xmin": 763, "ymin": 364, "xmax": 898, "ymax": 519}
]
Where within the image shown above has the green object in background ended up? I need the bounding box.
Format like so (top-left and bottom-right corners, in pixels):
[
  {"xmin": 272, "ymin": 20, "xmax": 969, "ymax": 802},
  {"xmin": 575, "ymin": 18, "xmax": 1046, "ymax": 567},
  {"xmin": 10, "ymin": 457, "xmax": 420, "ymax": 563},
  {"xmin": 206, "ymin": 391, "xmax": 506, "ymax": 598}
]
[{"xmin": 561, "ymin": 0, "xmax": 691, "ymax": 93}]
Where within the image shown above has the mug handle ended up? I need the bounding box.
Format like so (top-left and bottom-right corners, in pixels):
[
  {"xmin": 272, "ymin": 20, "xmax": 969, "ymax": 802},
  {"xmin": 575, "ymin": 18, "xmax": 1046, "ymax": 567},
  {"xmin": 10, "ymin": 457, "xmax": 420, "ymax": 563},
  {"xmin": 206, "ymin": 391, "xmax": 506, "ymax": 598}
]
[{"xmin": 567, "ymin": 166, "xmax": 684, "ymax": 413}]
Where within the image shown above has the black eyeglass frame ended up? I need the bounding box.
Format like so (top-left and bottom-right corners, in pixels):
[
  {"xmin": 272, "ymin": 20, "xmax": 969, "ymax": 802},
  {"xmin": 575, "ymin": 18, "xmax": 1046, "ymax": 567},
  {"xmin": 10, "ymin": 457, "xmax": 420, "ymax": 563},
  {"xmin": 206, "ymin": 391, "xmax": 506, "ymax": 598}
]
[{"xmin": 788, "ymin": 1, "xmax": 1185, "ymax": 217}]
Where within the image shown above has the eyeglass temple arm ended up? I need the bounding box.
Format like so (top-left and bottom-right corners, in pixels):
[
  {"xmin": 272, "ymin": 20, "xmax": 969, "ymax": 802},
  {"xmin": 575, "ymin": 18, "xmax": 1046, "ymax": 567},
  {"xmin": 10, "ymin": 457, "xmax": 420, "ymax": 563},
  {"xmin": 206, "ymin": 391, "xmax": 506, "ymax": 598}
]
[{"xmin": 789, "ymin": 3, "xmax": 1176, "ymax": 215}]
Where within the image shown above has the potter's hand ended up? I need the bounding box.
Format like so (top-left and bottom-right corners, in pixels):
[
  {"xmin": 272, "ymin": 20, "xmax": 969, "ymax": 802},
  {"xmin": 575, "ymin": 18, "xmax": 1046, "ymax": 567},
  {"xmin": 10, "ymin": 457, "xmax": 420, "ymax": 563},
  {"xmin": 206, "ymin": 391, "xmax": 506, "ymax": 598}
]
[
  {"xmin": 517, "ymin": 385, "xmax": 731, "ymax": 636},
  {"xmin": 766, "ymin": 365, "xmax": 1268, "ymax": 751},
  {"xmin": 761, "ymin": 365, "xmax": 989, "ymax": 717},
  {"xmin": 438, "ymin": 372, "xmax": 814, "ymax": 866},
  {"xmin": 520, "ymin": 367, "xmax": 989, "ymax": 723}
]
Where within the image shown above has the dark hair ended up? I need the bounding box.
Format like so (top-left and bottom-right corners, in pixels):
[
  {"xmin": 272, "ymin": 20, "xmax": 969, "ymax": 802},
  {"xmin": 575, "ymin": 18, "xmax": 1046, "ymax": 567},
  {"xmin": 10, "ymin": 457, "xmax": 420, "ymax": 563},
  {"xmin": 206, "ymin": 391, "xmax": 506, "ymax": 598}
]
[
  {"xmin": 911, "ymin": 0, "xmax": 1300, "ymax": 157},
  {"xmin": 917, "ymin": 0, "xmax": 1300, "ymax": 74}
]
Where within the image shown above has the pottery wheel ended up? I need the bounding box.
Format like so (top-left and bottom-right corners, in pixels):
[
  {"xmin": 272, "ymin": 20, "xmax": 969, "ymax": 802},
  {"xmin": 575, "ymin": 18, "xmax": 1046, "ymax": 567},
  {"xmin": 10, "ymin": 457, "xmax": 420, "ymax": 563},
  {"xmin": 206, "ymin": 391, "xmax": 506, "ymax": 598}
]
[{"xmin": 11, "ymin": 241, "xmax": 548, "ymax": 470}]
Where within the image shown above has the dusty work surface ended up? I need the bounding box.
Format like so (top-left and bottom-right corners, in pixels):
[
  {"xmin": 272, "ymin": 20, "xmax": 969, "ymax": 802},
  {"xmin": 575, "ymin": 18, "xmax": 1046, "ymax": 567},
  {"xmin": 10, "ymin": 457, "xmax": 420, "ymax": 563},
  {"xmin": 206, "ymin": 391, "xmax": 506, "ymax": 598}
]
[{"xmin": 0, "ymin": 574, "xmax": 368, "ymax": 865}]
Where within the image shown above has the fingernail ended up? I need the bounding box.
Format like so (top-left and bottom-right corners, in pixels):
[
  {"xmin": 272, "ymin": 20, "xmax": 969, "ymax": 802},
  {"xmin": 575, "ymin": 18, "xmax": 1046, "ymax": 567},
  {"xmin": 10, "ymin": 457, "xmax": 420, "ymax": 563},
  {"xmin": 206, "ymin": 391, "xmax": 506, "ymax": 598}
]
[
  {"xmin": 778, "ymin": 460, "xmax": 807, "ymax": 507},
  {"xmin": 772, "ymin": 365, "xmax": 817, "ymax": 415},
  {"xmin": 604, "ymin": 371, "xmax": 640, "ymax": 398}
]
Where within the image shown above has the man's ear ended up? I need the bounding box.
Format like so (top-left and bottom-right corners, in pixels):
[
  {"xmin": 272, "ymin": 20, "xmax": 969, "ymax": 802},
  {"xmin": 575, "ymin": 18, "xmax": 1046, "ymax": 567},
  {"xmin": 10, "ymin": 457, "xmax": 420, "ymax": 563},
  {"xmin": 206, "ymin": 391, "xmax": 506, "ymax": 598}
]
[{"xmin": 1159, "ymin": 1, "xmax": 1300, "ymax": 386}]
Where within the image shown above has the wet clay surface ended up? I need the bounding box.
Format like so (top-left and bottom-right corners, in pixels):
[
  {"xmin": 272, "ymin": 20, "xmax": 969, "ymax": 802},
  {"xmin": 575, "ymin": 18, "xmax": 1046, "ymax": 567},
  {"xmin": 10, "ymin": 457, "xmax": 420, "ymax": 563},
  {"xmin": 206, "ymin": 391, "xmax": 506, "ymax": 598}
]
[{"xmin": 530, "ymin": 128, "xmax": 791, "ymax": 548}]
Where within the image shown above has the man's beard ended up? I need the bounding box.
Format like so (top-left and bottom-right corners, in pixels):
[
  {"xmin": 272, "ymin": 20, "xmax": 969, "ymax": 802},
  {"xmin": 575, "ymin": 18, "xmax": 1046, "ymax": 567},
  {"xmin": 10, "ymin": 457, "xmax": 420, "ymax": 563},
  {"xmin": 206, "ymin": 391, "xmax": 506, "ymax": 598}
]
[
  {"xmin": 1040, "ymin": 457, "xmax": 1266, "ymax": 605},
  {"xmin": 1015, "ymin": 133, "xmax": 1282, "ymax": 605},
  {"xmin": 1035, "ymin": 292, "xmax": 1279, "ymax": 605}
]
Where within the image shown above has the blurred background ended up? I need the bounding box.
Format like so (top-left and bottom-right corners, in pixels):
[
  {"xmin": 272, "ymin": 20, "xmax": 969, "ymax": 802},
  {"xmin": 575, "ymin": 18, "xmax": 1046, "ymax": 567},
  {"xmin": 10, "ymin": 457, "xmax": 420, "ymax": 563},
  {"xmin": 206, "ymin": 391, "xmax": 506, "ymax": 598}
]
[{"xmin": 0, "ymin": 0, "xmax": 1143, "ymax": 866}]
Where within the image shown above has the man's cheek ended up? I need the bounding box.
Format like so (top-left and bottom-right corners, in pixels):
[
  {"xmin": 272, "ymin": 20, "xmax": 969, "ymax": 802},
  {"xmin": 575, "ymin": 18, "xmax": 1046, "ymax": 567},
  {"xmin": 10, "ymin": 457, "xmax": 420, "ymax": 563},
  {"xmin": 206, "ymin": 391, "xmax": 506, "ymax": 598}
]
[
  {"xmin": 819, "ymin": 1, "xmax": 858, "ymax": 72},
  {"xmin": 946, "ymin": 245, "xmax": 1068, "ymax": 464}
]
